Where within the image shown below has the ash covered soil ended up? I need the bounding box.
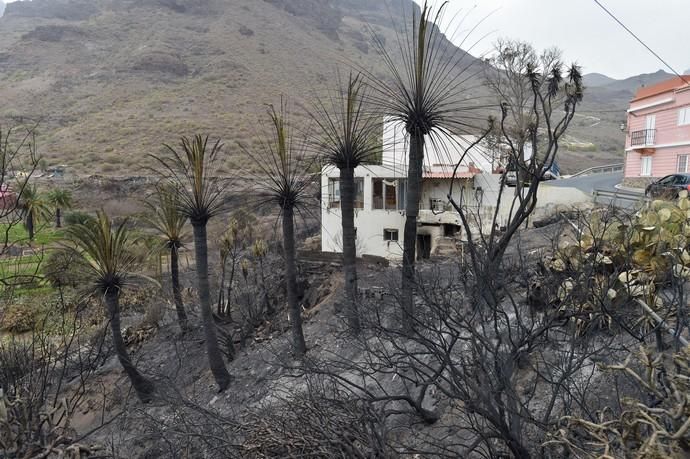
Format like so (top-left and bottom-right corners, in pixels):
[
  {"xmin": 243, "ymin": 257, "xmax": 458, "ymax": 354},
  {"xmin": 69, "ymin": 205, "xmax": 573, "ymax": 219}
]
[{"xmin": 56, "ymin": 218, "xmax": 587, "ymax": 457}]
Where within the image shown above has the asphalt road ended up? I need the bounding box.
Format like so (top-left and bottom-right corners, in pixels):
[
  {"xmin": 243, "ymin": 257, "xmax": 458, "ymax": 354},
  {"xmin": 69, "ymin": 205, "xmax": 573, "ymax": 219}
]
[{"xmin": 546, "ymin": 171, "xmax": 624, "ymax": 194}]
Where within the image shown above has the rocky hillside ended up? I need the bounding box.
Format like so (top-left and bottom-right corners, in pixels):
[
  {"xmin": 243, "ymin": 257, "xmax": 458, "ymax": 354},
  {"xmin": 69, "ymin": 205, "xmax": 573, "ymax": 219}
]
[
  {"xmin": 0, "ymin": 0, "xmax": 664, "ymax": 175},
  {"xmin": 583, "ymin": 72, "xmax": 616, "ymax": 88},
  {"xmin": 0, "ymin": 0, "xmax": 488, "ymax": 174},
  {"xmin": 558, "ymin": 70, "xmax": 683, "ymax": 171}
]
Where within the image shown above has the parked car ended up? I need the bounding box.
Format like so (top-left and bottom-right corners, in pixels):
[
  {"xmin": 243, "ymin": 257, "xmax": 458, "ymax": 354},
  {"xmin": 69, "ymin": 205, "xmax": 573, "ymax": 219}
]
[
  {"xmin": 504, "ymin": 170, "xmax": 517, "ymax": 187},
  {"xmin": 503, "ymin": 166, "xmax": 557, "ymax": 187},
  {"xmin": 541, "ymin": 166, "xmax": 559, "ymax": 181},
  {"xmin": 645, "ymin": 173, "xmax": 690, "ymax": 199}
]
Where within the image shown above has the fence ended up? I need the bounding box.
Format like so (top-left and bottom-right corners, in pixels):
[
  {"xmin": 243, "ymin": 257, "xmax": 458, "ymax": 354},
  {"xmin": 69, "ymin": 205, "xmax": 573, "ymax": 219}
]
[
  {"xmin": 569, "ymin": 163, "xmax": 624, "ymax": 178},
  {"xmin": 592, "ymin": 188, "xmax": 647, "ymax": 208}
]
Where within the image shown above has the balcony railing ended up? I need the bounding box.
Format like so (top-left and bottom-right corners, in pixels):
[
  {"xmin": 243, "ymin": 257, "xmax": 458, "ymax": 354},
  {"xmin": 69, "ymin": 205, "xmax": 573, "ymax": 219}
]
[{"xmin": 631, "ymin": 129, "xmax": 656, "ymax": 147}]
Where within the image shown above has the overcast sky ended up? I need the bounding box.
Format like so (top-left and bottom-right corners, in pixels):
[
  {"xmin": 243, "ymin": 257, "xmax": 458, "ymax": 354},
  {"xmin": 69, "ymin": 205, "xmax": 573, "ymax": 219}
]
[{"xmin": 413, "ymin": 0, "xmax": 689, "ymax": 79}]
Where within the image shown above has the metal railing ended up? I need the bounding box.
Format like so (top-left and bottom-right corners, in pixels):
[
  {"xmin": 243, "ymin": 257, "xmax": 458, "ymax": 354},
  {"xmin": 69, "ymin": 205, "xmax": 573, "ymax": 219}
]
[
  {"xmin": 569, "ymin": 163, "xmax": 624, "ymax": 178},
  {"xmin": 631, "ymin": 129, "xmax": 656, "ymax": 147},
  {"xmin": 592, "ymin": 189, "xmax": 647, "ymax": 207}
]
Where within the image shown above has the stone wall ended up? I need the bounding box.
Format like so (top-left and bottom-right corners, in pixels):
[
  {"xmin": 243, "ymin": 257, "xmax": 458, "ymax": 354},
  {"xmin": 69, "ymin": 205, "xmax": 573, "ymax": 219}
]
[{"xmin": 621, "ymin": 177, "xmax": 656, "ymax": 189}]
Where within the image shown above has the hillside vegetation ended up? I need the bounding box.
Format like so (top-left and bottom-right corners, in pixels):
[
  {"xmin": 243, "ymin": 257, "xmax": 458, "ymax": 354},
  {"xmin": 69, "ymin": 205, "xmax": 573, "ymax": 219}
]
[
  {"xmin": 0, "ymin": 0, "xmax": 488, "ymax": 174},
  {"xmin": 0, "ymin": 0, "xmax": 651, "ymax": 175}
]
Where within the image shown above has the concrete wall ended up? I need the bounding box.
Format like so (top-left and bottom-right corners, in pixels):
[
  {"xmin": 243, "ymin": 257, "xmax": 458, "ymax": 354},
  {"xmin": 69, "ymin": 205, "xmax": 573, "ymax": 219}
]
[
  {"xmin": 322, "ymin": 118, "xmax": 591, "ymax": 260},
  {"xmin": 321, "ymin": 165, "xmax": 407, "ymax": 259},
  {"xmin": 321, "ymin": 166, "xmax": 475, "ymax": 260},
  {"xmin": 381, "ymin": 117, "xmax": 508, "ymax": 174},
  {"xmin": 322, "ymin": 165, "xmax": 592, "ymax": 260},
  {"xmin": 473, "ymin": 173, "xmax": 591, "ymax": 232}
]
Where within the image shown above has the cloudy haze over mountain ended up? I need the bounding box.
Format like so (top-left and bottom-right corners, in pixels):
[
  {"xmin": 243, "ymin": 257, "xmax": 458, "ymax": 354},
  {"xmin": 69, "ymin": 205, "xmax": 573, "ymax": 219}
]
[{"xmin": 413, "ymin": 0, "xmax": 687, "ymax": 80}]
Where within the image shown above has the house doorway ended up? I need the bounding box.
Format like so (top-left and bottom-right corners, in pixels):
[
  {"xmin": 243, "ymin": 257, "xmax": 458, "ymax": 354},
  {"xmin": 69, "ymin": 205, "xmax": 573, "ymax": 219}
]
[
  {"xmin": 417, "ymin": 234, "xmax": 431, "ymax": 260},
  {"xmin": 444, "ymin": 224, "xmax": 460, "ymax": 237}
]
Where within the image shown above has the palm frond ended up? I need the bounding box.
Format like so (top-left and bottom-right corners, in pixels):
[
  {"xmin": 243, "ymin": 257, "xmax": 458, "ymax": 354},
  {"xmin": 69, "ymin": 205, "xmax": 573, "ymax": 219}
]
[
  {"xmin": 144, "ymin": 183, "xmax": 188, "ymax": 249},
  {"xmin": 64, "ymin": 211, "xmax": 148, "ymax": 294},
  {"xmin": 364, "ymin": 1, "xmax": 490, "ymax": 140},
  {"xmin": 311, "ymin": 72, "xmax": 382, "ymax": 170},
  {"xmin": 47, "ymin": 188, "xmax": 73, "ymax": 208},
  {"xmin": 19, "ymin": 184, "xmax": 51, "ymax": 223},
  {"xmin": 240, "ymin": 98, "xmax": 317, "ymax": 216},
  {"xmin": 150, "ymin": 135, "xmax": 227, "ymax": 225}
]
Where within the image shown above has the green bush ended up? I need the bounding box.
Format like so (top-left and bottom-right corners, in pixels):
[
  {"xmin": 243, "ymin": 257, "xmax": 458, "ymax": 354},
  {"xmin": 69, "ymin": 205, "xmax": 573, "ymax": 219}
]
[
  {"xmin": 42, "ymin": 249, "xmax": 80, "ymax": 288},
  {"xmin": 64, "ymin": 211, "xmax": 91, "ymax": 226}
]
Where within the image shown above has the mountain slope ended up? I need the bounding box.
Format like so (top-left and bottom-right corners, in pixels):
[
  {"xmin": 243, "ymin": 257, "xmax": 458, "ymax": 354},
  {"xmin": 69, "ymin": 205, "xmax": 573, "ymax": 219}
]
[
  {"xmin": 0, "ymin": 0, "xmax": 663, "ymax": 176},
  {"xmin": 583, "ymin": 72, "xmax": 616, "ymax": 88},
  {"xmin": 558, "ymin": 70, "xmax": 680, "ymax": 171},
  {"xmin": 0, "ymin": 0, "xmax": 486, "ymax": 174},
  {"xmin": 599, "ymin": 69, "xmax": 675, "ymax": 93}
]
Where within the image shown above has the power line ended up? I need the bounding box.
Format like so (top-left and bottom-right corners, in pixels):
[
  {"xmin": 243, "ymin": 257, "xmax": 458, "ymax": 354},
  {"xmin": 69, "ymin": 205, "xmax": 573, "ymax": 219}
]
[{"xmin": 593, "ymin": 0, "xmax": 690, "ymax": 85}]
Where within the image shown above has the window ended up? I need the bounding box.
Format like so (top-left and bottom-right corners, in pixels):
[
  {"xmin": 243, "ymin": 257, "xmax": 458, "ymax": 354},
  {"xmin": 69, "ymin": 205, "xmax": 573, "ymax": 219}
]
[
  {"xmin": 678, "ymin": 155, "xmax": 689, "ymax": 173},
  {"xmin": 372, "ymin": 178, "xmax": 383, "ymax": 209},
  {"xmin": 328, "ymin": 178, "xmax": 364, "ymax": 209},
  {"xmin": 328, "ymin": 178, "xmax": 340, "ymax": 208},
  {"xmin": 641, "ymin": 156, "xmax": 653, "ymax": 177},
  {"xmin": 373, "ymin": 178, "xmax": 406, "ymax": 210},
  {"xmin": 383, "ymin": 229, "xmax": 398, "ymax": 241},
  {"xmin": 673, "ymin": 175, "xmax": 690, "ymax": 185},
  {"xmin": 354, "ymin": 178, "xmax": 364, "ymax": 208},
  {"xmin": 397, "ymin": 179, "xmax": 407, "ymax": 209},
  {"xmin": 385, "ymin": 182, "xmax": 397, "ymax": 209},
  {"xmin": 679, "ymin": 107, "xmax": 690, "ymax": 126},
  {"xmin": 430, "ymin": 198, "xmax": 445, "ymax": 212}
]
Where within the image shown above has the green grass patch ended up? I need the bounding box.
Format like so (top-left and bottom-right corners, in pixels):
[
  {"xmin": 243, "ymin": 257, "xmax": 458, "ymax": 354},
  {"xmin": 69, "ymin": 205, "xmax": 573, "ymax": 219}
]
[
  {"xmin": 0, "ymin": 223, "xmax": 64, "ymax": 246},
  {"xmin": 0, "ymin": 224, "xmax": 66, "ymax": 297},
  {"xmin": 0, "ymin": 254, "xmax": 48, "ymax": 295}
]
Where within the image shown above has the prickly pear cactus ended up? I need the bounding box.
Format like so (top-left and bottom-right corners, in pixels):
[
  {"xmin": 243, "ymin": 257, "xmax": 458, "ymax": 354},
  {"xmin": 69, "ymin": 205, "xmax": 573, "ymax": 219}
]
[{"xmin": 543, "ymin": 192, "xmax": 690, "ymax": 336}]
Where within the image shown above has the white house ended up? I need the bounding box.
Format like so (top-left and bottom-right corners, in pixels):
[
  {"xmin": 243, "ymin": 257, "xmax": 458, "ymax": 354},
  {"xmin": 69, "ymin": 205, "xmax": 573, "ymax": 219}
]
[{"xmin": 321, "ymin": 118, "xmax": 519, "ymax": 260}]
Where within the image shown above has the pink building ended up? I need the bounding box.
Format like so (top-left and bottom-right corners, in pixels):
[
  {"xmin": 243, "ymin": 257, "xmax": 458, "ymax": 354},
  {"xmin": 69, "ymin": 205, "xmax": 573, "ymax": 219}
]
[
  {"xmin": 0, "ymin": 184, "xmax": 17, "ymax": 210},
  {"xmin": 624, "ymin": 75, "xmax": 690, "ymax": 183}
]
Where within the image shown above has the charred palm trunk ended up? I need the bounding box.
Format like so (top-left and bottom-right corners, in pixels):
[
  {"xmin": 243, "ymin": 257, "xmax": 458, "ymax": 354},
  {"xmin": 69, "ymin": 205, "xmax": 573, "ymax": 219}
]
[
  {"xmin": 226, "ymin": 258, "xmax": 237, "ymax": 317},
  {"xmin": 26, "ymin": 211, "xmax": 34, "ymax": 241},
  {"xmin": 339, "ymin": 166, "xmax": 360, "ymax": 333},
  {"xmin": 192, "ymin": 221, "xmax": 232, "ymax": 391},
  {"xmin": 170, "ymin": 244, "xmax": 188, "ymax": 331},
  {"xmin": 401, "ymin": 133, "xmax": 424, "ymax": 334},
  {"xmin": 104, "ymin": 289, "xmax": 155, "ymax": 403},
  {"xmin": 55, "ymin": 208, "xmax": 62, "ymax": 228},
  {"xmin": 217, "ymin": 259, "xmax": 226, "ymax": 316},
  {"xmin": 282, "ymin": 206, "xmax": 306, "ymax": 356}
]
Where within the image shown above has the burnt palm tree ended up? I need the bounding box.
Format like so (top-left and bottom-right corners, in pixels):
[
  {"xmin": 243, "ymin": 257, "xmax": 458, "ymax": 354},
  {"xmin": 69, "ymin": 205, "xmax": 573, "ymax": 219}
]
[
  {"xmin": 145, "ymin": 185, "xmax": 189, "ymax": 331},
  {"xmin": 19, "ymin": 184, "xmax": 49, "ymax": 241},
  {"xmin": 152, "ymin": 135, "xmax": 232, "ymax": 391},
  {"xmin": 311, "ymin": 73, "xmax": 380, "ymax": 333},
  {"xmin": 367, "ymin": 2, "xmax": 487, "ymax": 332},
  {"xmin": 66, "ymin": 211, "xmax": 155, "ymax": 402},
  {"xmin": 242, "ymin": 101, "xmax": 313, "ymax": 356},
  {"xmin": 47, "ymin": 188, "xmax": 72, "ymax": 228}
]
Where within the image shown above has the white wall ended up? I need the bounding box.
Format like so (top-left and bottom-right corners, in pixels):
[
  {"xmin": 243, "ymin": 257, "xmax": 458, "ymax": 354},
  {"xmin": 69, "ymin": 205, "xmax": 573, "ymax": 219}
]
[
  {"xmin": 321, "ymin": 119, "xmax": 586, "ymax": 260},
  {"xmin": 381, "ymin": 117, "xmax": 498, "ymax": 174},
  {"xmin": 321, "ymin": 165, "xmax": 407, "ymax": 259},
  {"xmin": 473, "ymin": 173, "xmax": 591, "ymax": 233}
]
